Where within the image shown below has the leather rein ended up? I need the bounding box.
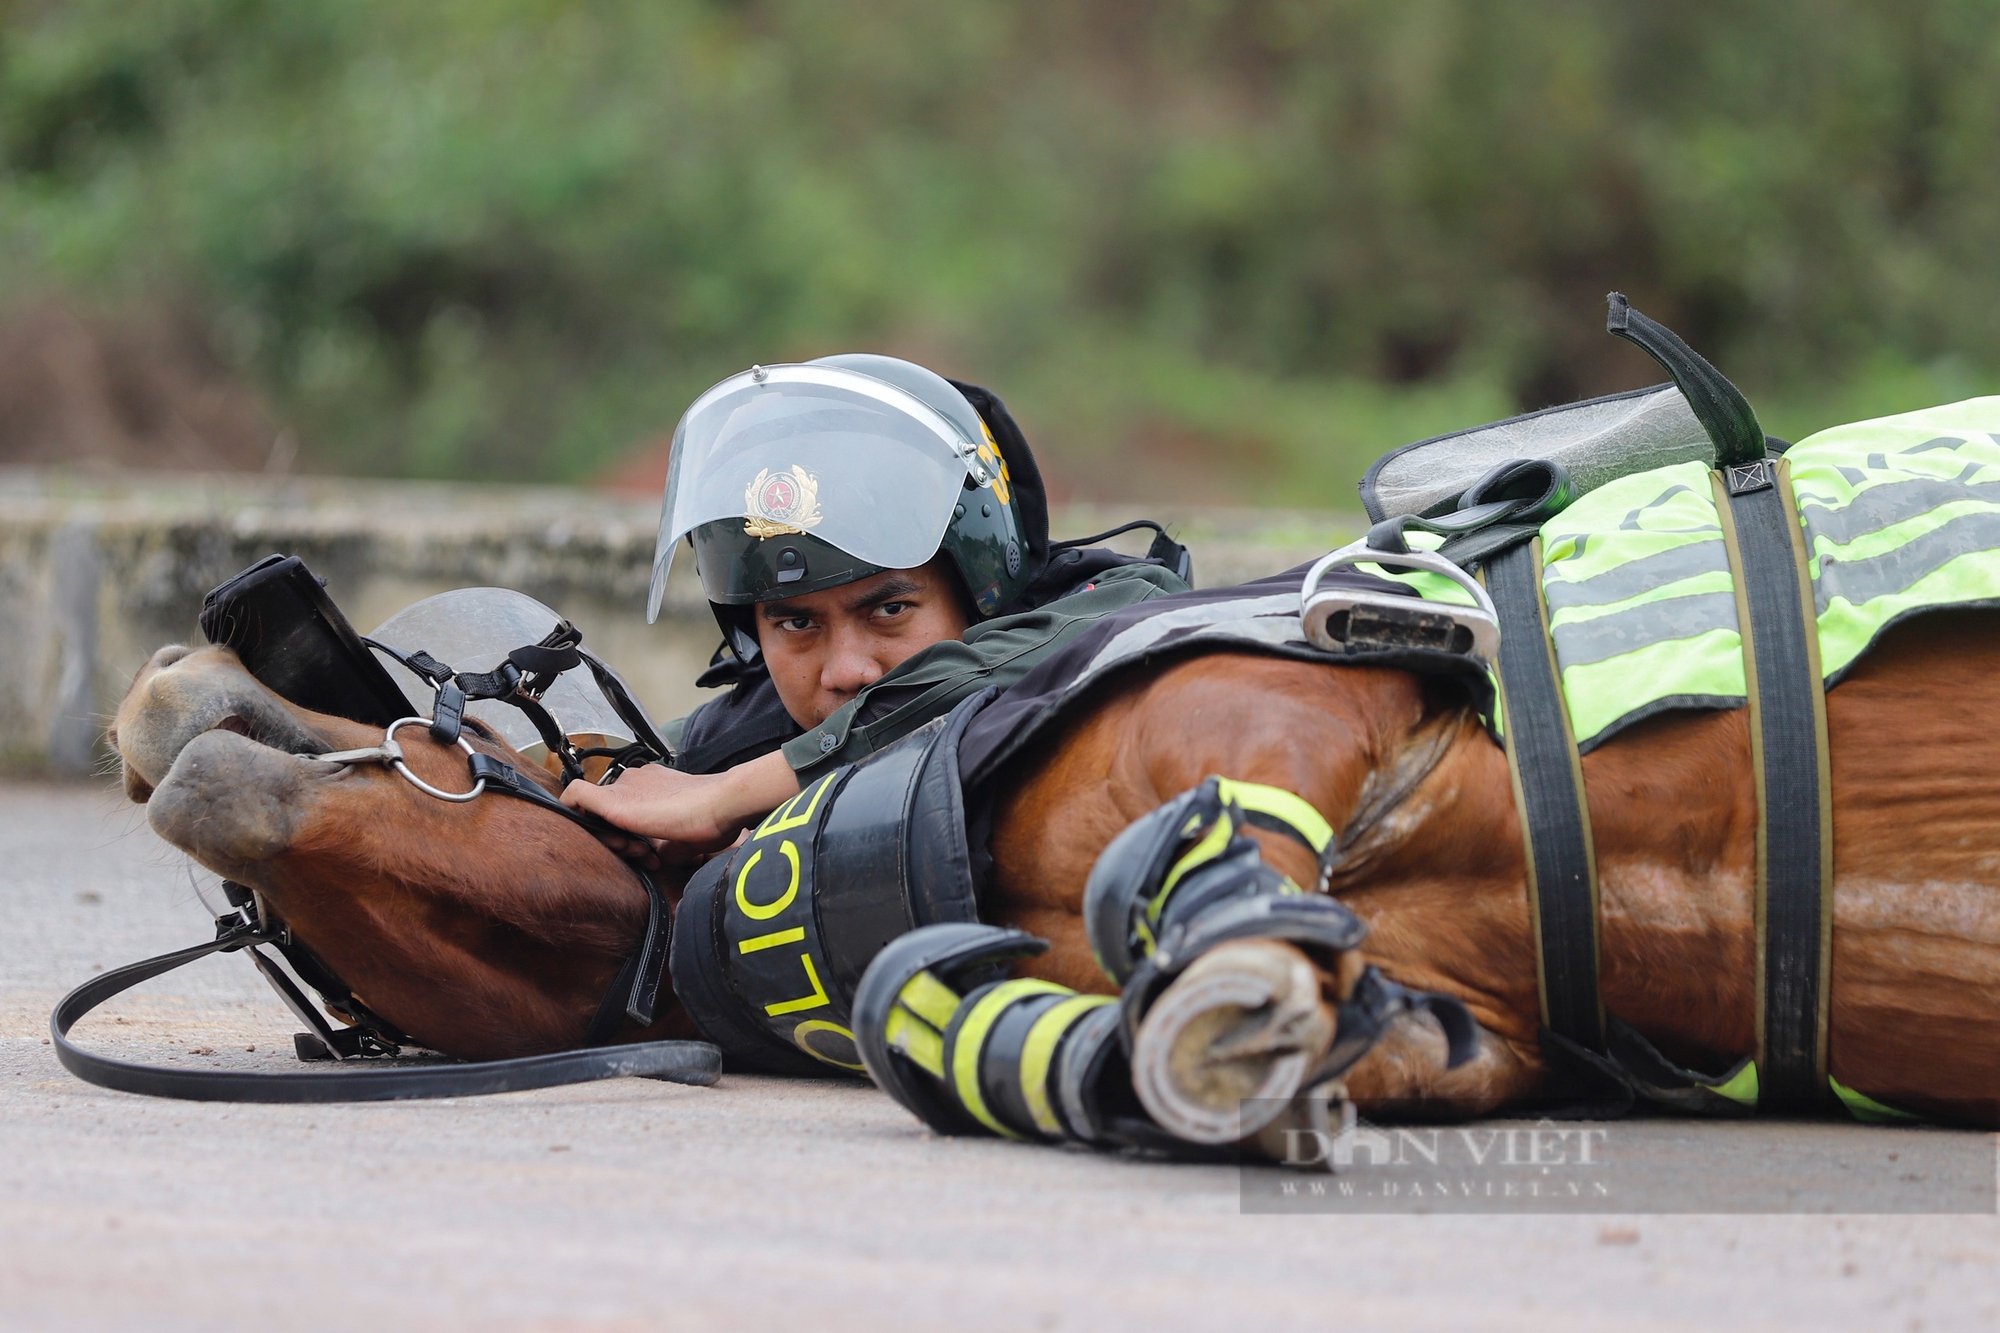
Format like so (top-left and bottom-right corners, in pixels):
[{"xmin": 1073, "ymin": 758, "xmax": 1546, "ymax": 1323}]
[{"xmin": 52, "ymin": 639, "xmax": 719, "ymax": 1104}]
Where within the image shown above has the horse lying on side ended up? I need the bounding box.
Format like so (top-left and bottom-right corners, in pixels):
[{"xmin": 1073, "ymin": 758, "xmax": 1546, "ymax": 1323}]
[
  {"xmin": 108, "ymin": 642, "xmax": 703, "ymax": 1062},
  {"xmin": 99, "ymin": 303, "xmax": 2000, "ymax": 1153},
  {"xmin": 979, "ymin": 610, "xmax": 2000, "ymax": 1130},
  {"xmin": 107, "ymin": 582, "xmax": 2000, "ymax": 1151}
]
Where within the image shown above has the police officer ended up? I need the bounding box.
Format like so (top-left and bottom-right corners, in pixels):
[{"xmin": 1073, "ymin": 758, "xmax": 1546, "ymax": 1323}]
[{"xmin": 563, "ymin": 354, "xmax": 1191, "ymax": 851}]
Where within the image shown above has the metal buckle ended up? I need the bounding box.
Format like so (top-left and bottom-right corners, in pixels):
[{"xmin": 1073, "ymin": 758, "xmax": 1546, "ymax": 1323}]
[
  {"xmin": 306, "ymin": 717, "xmax": 488, "ymax": 802},
  {"xmin": 212, "ymin": 903, "xmax": 259, "ymax": 941},
  {"xmin": 1301, "ymin": 540, "xmax": 1501, "ymax": 664},
  {"xmin": 380, "ymin": 718, "xmax": 486, "ymax": 801}
]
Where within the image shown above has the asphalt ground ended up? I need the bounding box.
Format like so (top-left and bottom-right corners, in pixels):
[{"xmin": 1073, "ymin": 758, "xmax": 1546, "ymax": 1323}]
[{"xmin": 4, "ymin": 778, "xmax": 1998, "ymax": 1331}]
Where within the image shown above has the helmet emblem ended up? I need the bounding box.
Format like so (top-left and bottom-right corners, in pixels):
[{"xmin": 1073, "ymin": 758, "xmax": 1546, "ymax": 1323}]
[{"xmin": 743, "ymin": 465, "xmax": 823, "ymax": 539}]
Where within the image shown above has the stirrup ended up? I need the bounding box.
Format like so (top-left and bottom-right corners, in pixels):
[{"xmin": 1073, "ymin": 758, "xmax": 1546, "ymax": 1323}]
[{"xmin": 1301, "ymin": 539, "xmax": 1500, "ymax": 664}]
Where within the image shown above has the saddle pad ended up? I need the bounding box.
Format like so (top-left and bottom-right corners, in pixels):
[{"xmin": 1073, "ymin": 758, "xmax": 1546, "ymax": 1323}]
[{"xmin": 1376, "ymin": 398, "xmax": 2000, "ymax": 750}]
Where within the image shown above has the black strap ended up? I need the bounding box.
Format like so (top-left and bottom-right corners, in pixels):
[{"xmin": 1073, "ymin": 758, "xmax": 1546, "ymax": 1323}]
[
  {"xmin": 1608, "ymin": 294, "xmax": 1831, "ymax": 1112},
  {"xmin": 51, "ymin": 918, "xmax": 721, "ymax": 1104},
  {"xmin": 577, "ymin": 648, "xmax": 676, "ymax": 764},
  {"xmin": 1372, "ymin": 455, "xmax": 1605, "ymax": 1051},
  {"xmin": 1049, "ymin": 519, "xmax": 1194, "ymax": 586},
  {"xmin": 1366, "ymin": 457, "xmax": 1576, "ymax": 561},
  {"xmin": 1483, "ymin": 540, "xmax": 1604, "ymax": 1051},
  {"xmin": 1305, "ymin": 966, "xmax": 1481, "ymax": 1087},
  {"xmin": 466, "ymin": 753, "xmax": 674, "ymax": 1033},
  {"xmin": 1606, "ymin": 293, "xmax": 1765, "ymax": 468},
  {"xmin": 1713, "ymin": 461, "xmax": 1832, "ymax": 1110}
]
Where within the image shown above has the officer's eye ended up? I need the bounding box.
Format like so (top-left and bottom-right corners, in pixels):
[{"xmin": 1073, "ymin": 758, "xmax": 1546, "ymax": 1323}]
[
  {"xmin": 873, "ymin": 601, "xmax": 912, "ymax": 621},
  {"xmin": 771, "ymin": 614, "xmax": 815, "ymax": 634}
]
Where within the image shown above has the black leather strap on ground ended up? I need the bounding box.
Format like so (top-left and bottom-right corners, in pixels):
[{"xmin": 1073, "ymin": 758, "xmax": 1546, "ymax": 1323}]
[
  {"xmin": 1482, "ymin": 539, "xmax": 1604, "ymax": 1051},
  {"xmin": 51, "ymin": 921, "xmax": 722, "ymax": 1104},
  {"xmin": 1712, "ymin": 460, "xmax": 1832, "ymax": 1111}
]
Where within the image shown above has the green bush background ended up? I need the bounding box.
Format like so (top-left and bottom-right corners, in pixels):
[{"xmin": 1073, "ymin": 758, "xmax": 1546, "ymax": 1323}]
[{"xmin": 4, "ymin": 0, "xmax": 1995, "ymax": 499}]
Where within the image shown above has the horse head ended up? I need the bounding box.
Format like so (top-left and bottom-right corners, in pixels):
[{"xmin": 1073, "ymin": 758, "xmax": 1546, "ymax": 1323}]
[{"xmin": 110, "ymin": 643, "xmax": 694, "ymax": 1060}]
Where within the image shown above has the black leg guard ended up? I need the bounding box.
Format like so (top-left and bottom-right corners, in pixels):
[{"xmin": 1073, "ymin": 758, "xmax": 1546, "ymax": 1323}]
[
  {"xmin": 1085, "ymin": 777, "xmax": 1365, "ymax": 1020},
  {"xmin": 1086, "ymin": 777, "xmax": 1480, "ymax": 1128},
  {"xmin": 855, "ymin": 779, "xmax": 1479, "ymax": 1157},
  {"xmin": 854, "ymin": 923, "xmax": 1151, "ymax": 1146}
]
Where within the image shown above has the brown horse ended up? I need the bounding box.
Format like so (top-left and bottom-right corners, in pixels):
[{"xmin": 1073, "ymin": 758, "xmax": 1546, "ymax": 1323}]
[
  {"xmin": 109, "ymin": 644, "xmax": 705, "ymax": 1061},
  {"xmin": 107, "ymin": 608, "xmax": 2000, "ymax": 1142}
]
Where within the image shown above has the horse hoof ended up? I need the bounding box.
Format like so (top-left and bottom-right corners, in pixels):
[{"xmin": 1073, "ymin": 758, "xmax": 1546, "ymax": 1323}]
[{"xmin": 1130, "ymin": 939, "xmax": 1336, "ymax": 1145}]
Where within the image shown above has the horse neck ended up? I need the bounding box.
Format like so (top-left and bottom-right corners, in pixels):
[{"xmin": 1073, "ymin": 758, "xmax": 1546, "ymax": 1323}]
[{"xmin": 273, "ymin": 820, "xmax": 696, "ymax": 1058}]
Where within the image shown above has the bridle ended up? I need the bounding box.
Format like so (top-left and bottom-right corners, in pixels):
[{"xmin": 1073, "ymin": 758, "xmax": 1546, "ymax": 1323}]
[
  {"xmin": 309, "ymin": 716, "xmax": 491, "ymax": 801},
  {"xmin": 289, "ymin": 699, "xmax": 683, "ymax": 1051},
  {"xmin": 53, "ymin": 631, "xmax": 720, "ymax": 1104}
]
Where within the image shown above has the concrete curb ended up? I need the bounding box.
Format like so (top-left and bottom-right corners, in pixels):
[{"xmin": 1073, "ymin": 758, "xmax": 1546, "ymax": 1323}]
[{"xmin": 1, "ymin": 469, "xmax": 1360, "ymax": 776}]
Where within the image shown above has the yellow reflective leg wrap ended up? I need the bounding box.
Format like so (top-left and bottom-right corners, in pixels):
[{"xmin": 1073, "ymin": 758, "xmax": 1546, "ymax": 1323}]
[
  {"xmin": 881, "ymin": 968, "xmax": 965, "ymax": 1079},
  {"xmin": 1017, "ymin": 995, "xmax": 1116, "ymax": 1138},
  {"xmin": 950, "ymin": 980, "xmax": 1071, "ymax": 1138},
  {"xmin": 899, "ymin": 969, "xmax": 961, "ymax": 1028},
  {"xmin": 857, "ymin": 923, "xmax": 1126, "ymax": 1145},
  {"xmin": 883, "ymin": 1007, "xmax": 946, "ymax": 1078},
  {"xmin": 1148, "ymin": 814, "xmax": 1239, "ymax": 928},
  {"xmin": 1145, "ymin": 778, "xmax": 1329, "ymax": 934},
  {"xmin": 883, "ymin": 975, "xmax": 1121, "ymax": 1143},
  {"xmin": 1211, "ymin": 778, "xmax": 1335, "ymax": 856},
  {"xmin": 1087, "ymin": 774, "xmax": 1336, "ymax": 986}
]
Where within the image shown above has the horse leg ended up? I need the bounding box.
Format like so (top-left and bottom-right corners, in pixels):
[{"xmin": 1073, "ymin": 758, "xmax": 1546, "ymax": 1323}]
[
  {"xmin": 1089, "ymin": 775, "xmax": 1362, "ymax": 1143},
  {"xmin": 855, "ymin": 772, "xmax": 1493, "ymax": 1155},
  {"xmin": 1093, "ymin": 723, "xmax": 1551, "ymax": 1134},
  {"xmin": 855, "ymin": 656, "xmax": 1545, "ymax": 1157},
  {"xmin": 1112, "ymin": 799, "xmax": 1545, "ymax": 1139},
  {"xmin": 1126, "ymin": 938, "xmax": 1342, "ymax": 1139}
]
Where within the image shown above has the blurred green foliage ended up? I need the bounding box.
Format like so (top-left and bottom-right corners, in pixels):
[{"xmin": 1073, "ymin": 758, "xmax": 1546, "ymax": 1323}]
[{"xmin": 2, "ymin": 0, "xmax": 1996, "ymax": 497}]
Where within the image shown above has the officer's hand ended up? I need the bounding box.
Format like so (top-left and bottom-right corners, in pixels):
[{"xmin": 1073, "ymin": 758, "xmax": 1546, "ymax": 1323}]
[
  {"xmin": 562, "ymin": 763, "xmax": 744, "ymax": 860},
  {"xmin": 562, "ymin": 753, "xmax": 803, "ymax": 862}
]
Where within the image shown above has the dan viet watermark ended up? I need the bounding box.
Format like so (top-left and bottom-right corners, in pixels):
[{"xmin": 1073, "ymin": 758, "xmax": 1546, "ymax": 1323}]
[{"xmin": 1238, "ymin": 1103, "xmax": 1999, "ymax": 1214}]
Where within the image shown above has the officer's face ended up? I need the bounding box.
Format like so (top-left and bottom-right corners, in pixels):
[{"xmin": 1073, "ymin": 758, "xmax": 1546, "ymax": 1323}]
[{"xmin": 755, "ymin": 558, "xmax": 973, "ymax": 728}]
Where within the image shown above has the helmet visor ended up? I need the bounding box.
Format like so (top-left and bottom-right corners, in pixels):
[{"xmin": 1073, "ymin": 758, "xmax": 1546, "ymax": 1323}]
[
  {"xmin": 647, "ymin": 364, "xmax": 986, "ymax": 621},
  {"xmin": 369, "ymin": 588, "xmax": 637, "ymax": 754}
]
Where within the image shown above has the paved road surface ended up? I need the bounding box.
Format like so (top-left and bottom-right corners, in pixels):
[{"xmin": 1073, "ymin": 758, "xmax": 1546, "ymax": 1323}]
[{"xmin": 3, "ymin": 780, "xmax": 1996, "ymax": 1330}]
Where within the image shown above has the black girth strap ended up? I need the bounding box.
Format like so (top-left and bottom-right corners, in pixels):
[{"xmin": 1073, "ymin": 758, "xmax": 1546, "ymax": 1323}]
[
  {"xmin": 1608, "ymin": 294, "xmax": 1832, "ymax": 1112},
  {"xmin": 1364, "ymin": 457, "xmax": 1608, "ymax": 1056},
  {"xmin": 1482, "ymin": 538, "xmax": 1604, "ymax": 1051},
  {"xmin": 1711, "ymin": 458, "xmax": 1833, "ymax": 1110}
]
